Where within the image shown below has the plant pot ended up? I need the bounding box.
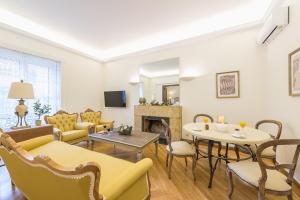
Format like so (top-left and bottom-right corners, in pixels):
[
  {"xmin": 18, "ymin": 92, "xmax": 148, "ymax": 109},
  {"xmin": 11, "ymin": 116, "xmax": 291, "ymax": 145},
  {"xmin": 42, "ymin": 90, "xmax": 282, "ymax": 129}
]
[{"xmin": 35, "ymin": 120, "xmax": 42, "ymax": 126}]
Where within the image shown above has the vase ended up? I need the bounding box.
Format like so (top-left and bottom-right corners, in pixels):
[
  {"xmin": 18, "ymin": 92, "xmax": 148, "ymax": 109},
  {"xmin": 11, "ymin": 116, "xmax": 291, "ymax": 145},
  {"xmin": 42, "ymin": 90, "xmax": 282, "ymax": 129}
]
[{"xmin": 35, "ymin": 119, "xmax": 42, "ymax": 126}]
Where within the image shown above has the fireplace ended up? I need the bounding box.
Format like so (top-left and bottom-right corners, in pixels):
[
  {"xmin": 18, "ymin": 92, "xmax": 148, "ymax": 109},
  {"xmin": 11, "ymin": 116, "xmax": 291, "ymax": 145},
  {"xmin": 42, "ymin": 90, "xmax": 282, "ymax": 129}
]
[
  {"xmin": 134, "ymin": 105, "xmax": 182, "ymax": 141},
  {"xmin": 142, "ymin": 116, "xmax": 169, "ymax": 144}
]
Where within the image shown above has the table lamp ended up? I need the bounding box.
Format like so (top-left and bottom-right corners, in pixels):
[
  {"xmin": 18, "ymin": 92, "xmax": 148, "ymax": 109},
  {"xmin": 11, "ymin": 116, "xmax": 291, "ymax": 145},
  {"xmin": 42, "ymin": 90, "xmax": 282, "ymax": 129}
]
[{"xmin": 8, "ymin": 80, "xmax": 34, "ymax": 129}]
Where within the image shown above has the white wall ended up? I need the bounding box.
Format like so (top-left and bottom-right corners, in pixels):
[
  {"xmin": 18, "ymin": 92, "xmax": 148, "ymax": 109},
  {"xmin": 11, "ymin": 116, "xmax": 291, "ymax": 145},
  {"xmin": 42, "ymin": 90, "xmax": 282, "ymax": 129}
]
[
  {"xmin": 0, "ymin": 28, "xmax": 104, "ymax": 114},
  {"xmin": 103, "ymin": 27, "xmax": 267, "ymax": 133},
  {"xmin": 139, "ymin": 75, "xmax": 152, "ymax": 100},
  {"xmin": 265, "ymin": 1, "xmax": 300, "ymax": 180}
]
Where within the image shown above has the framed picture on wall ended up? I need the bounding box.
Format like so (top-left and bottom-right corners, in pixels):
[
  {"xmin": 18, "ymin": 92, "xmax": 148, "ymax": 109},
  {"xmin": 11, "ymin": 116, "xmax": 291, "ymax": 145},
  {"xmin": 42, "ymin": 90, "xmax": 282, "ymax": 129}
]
[
  {"xmin": 216, "ymin": 71, "xmax": 240, "ymax": 98},
  {"xmin": 289, "ymin": 48, "xmax": 300, "ymax": 96}
]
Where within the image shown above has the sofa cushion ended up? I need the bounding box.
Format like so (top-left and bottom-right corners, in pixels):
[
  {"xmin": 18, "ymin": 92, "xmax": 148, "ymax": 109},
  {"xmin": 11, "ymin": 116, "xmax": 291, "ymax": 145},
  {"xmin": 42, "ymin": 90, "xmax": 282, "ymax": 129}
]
[
  {"xmin": 28, "ymin": 141, "xmax": 133, "ymax": 192},
  {"xmin": 61, "ymin": 130, "xmax": 88, "ymax": 142},
  {"xmin": 18, "ymin": 135, "xmax": 54, "ymax": 151}
]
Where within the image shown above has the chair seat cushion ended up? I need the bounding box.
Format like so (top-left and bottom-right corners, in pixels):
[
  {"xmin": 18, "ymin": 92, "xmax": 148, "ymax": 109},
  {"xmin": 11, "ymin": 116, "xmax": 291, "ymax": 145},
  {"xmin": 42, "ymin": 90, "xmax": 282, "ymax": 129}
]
[
  {"xmin": 61, "ymin": 130, "xmax": 88, "ymax": 142},
  {"xmin": 96, "ymin": 125, "xmax": 106, "ymax": 132},
  {"xmin": 250, "ymin": 145, "xmax": 276, "ymax": 157},
  {"xmin": 166, "ymin": 141, "xmax": 195, "ymax": 155},
  {"xmin": 228, "ymin": 161, "xmax": 291, "ymax": 192},
  {"xmin": 261, "ymin": 146, "xmax": 276, "ymax": 157}
]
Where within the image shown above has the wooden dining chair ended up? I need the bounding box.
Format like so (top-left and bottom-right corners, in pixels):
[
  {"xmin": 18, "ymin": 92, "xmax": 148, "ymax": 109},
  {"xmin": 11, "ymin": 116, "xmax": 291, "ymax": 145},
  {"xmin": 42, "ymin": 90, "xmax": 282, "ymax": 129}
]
[
  {"xmin": 193, "ymin": 114, "xmax": 222, "ymax": 160},
  {"xmin": 227, "ymin": 139, "xmax": 300, "ymax": 200},
  {"xmin": 161, "ymin": 119, "xmax": 197, "ymax": 181},
  {"xmin": 235, "ymin": 120, "xmax": 282, "ymax": 162},
  {"xmin": 255, "ymin": 120, "xmax": 283, "ymax": 161},
  {"xmin": 193, "ymin": 114, "xmax": 214, "ymax": 124}
]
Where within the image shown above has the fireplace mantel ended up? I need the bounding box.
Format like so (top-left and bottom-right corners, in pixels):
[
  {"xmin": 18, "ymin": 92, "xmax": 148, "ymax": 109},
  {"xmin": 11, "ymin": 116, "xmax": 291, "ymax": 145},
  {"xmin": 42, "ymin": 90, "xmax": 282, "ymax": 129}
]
[{"xmin": 134, "ymin": 105, "xmax": 182, "ymax": 141}]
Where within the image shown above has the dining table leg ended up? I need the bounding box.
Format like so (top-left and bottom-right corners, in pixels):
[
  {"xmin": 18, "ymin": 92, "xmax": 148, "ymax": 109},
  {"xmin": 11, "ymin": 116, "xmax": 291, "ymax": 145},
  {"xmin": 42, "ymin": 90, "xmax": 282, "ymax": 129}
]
[
  {"xmin": 208, "ymin": 140, "xmax": 214, "ymax": 188},
  {"xmin": 225, "ymin": 143, "xmax": 229, "ymax": 164}
]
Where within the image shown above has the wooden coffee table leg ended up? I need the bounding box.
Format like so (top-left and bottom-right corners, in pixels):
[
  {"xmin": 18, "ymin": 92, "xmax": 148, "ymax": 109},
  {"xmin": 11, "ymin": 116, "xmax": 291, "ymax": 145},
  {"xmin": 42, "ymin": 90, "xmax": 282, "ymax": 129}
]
[
  {"xmin": 155, "ymin": 140, "xmax": 159, "ymax": 157},
  {"xmin": 91, "ymin": 140, "xmax": 95, "ymax": 150},
  {"xmin": 137, "ymin": 149, "xmax": 143, "ymax": 161}
]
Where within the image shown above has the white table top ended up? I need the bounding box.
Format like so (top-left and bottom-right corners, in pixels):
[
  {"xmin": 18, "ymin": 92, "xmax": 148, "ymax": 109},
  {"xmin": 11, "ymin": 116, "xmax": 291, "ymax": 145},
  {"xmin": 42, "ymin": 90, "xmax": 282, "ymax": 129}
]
[{"xmin": 183, "ymin": 123, "xmax": 271, "ymax": 145}]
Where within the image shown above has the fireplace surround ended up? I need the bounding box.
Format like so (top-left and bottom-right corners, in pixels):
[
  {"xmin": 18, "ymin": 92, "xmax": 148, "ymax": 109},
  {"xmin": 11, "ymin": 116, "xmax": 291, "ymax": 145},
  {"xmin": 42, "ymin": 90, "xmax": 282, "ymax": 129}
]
[{"xmin": 134, "ymin": 105, "xmax": 182, "ymax": 141}]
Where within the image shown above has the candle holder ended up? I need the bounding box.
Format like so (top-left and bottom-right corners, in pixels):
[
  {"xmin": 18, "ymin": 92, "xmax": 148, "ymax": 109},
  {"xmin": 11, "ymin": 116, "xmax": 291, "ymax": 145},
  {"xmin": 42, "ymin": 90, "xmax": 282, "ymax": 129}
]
[{"xmin": 205, "ymin": 124, "xmax": 209, "ymax": 130}]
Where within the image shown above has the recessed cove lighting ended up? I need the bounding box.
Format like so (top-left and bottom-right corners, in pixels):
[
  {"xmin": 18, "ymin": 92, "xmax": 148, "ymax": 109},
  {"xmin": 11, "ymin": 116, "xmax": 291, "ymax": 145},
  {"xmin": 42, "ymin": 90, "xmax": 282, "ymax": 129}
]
[
  {"xmin": 0, "ymin": 8, "xmax": 104, "ymax": 60},
  {"xmin": 0, "ymin": 0, "xmax": 273, "ymax": 61},
  {"xmin": 140, "ymin": 68, "xmax": 179, "ymax": 78}
]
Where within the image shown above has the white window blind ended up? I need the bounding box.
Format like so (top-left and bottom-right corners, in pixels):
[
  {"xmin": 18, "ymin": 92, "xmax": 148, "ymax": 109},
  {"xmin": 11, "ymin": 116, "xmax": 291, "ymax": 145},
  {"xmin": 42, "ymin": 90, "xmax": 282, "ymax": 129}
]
[{"xmin": 0, "ymin": 47, "xmax": 61, "ymax": 128}]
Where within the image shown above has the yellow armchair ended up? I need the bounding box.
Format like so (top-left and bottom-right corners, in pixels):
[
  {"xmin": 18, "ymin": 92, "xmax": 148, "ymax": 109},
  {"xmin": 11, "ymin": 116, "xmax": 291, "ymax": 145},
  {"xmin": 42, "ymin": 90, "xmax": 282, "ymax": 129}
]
[
  {"xmin": 80, "ymin": 108, "xmax": 114, "ymax": 133},
  {"xmin": 44, "ymin": 110, "xmax": 90, "ymax": 145}
]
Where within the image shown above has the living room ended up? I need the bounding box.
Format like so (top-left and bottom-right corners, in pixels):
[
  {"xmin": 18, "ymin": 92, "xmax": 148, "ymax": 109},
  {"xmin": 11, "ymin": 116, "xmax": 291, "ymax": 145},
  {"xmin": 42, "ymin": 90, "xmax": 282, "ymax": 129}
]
[{"xmin": 0, "ymin": 0, "xmax": 300, "ymax": 200}]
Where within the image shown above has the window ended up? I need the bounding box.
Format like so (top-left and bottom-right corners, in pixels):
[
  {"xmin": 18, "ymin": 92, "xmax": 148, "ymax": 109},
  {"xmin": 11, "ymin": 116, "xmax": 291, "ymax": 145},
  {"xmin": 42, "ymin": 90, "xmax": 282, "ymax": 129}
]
[{"xmin": 0, "ymin": 47, "xmax": 61, "ymax": 128}]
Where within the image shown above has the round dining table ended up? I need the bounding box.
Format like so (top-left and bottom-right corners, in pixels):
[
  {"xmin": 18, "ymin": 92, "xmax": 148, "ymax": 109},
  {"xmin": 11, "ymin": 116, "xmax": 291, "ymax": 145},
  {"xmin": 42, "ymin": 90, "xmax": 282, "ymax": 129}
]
[{"xmin": 183, "ymin": 122, "xmax": 271, "ymax": 188}]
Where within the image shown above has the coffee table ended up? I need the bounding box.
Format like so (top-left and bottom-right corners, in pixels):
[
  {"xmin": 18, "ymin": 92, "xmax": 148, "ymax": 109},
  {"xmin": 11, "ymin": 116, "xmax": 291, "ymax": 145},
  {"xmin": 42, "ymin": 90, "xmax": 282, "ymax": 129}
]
[{"xmin": 89, "ymin": 130, "xmax": 160, "ymax": 160}]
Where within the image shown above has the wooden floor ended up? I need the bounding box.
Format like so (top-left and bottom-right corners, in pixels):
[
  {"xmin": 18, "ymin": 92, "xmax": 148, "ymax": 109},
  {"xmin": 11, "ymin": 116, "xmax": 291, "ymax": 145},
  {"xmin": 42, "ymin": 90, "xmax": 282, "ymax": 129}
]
[{"xmin": 1, "ymin": 142, "xmax": 300, "ymax": 200}]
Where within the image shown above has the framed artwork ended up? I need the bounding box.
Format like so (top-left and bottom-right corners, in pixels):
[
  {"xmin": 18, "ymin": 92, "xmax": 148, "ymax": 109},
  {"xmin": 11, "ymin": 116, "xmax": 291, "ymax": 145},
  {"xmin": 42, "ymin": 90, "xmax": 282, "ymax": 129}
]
[
  {"xmin": 289, "ymin": 48, "xmax": 300, "ymax": 96},
  {"xmin": 216, "ymin": 71, "xmax": 240, "ymax": 98}
]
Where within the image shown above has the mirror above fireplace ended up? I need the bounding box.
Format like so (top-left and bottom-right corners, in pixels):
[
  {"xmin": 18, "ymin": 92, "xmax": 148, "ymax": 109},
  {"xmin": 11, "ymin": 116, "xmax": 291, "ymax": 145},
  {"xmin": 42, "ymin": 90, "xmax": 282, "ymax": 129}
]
[{"xmin": 139, "ymin": 57, "xmax": 180, "ymax": 105}]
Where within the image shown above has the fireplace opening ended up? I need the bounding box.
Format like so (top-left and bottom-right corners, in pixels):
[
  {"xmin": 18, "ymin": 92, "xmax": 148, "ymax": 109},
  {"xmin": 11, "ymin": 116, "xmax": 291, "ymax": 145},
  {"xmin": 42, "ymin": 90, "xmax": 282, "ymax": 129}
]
[{"xmin": 142, "ymin": 116, "xmax": 169, "ymax": 144}]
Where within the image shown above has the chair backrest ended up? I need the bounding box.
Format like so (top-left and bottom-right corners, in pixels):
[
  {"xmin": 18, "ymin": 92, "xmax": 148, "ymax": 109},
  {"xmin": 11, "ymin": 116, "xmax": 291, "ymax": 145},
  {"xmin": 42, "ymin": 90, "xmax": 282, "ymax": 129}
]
[
  {"xmin": 255, "ymin": 120, "xmax": 282, "ymax": 139},
  {"xmin": 80, "ymin": 108, "xmax": 102, "ymax": 125},
  {"xmin": 257, "ymin": 139, "xmax": 300, "ymax": 186},
  {"xmin": 161, "ymin": 119, "xmax": 173, "ymax": 152},
  {"xmin": 0, "ymin": 133, "xmax": 102, "ymax": 200},
  {"xmin": 44, "ymin": 110, "xmax": 78, "ymax": 132},
  {"xmin": 193, "ymin": 114, "xmax": 214, "ymax": 123}
]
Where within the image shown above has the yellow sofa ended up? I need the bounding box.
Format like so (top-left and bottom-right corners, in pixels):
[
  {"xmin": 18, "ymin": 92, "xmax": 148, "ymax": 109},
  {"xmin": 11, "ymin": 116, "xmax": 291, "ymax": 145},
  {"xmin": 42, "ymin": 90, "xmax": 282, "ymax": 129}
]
[
  {"xmin": 44, "ymin": 110, "xmax": 91, "ymax": 145},
  {"xmin": 0, "ymin": 132, "xmax": 152, "ymax": 200},
  {"xmin": 80, "ymin": 108, "xmax": 114, "ymax": 133}
]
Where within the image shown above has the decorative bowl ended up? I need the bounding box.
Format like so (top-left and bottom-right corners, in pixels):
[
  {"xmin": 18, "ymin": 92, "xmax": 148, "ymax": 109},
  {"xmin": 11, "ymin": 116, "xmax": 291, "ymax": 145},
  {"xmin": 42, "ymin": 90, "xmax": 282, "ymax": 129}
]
[
  {"xmin": 117, "ymin": 125, "xmax": 133, "ymax": 136},
  {"xmin": 215, "ymin": 123, "xmax": 228, "ymax": 132}
]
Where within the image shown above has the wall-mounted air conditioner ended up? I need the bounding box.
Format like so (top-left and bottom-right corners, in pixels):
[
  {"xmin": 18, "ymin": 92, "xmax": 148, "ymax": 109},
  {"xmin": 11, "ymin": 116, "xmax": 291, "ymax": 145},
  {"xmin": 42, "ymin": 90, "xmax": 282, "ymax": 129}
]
[{"xmin": 257, "ymin": 6, "xmax": 289, "ymax": 44}]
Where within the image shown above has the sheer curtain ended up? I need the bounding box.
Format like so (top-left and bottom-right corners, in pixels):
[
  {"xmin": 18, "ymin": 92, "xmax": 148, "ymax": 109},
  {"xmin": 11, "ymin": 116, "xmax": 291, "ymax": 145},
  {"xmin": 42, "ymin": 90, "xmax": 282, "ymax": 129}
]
[{"xmin": 0, "ymin": 47, "xmax": 61, "ymax": 128}]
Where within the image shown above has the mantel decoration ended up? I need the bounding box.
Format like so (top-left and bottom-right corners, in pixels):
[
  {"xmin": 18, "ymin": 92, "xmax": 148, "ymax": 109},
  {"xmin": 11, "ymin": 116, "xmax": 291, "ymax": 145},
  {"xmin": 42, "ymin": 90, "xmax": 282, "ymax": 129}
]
[
  {"xmin": 8, "ymin": 80, "xmax": 34, "ymax": 129},
  {"xmin": 139, "ymin": 97, "xmax": 146, "ymax": 105},
  {"xmin": 289, "ymin": 48, "xmax": 300, "ymax": 96},
  {"xmin": 117, "ymin": 125, "xmax": 133, "ymax": 136},
  {"xmin": 33, "ymin": 100, "xmax": 51, "ymax": 126},
  {"xmin": 216, "ymin": 71, "xmax": 240, "ymax": 98}
]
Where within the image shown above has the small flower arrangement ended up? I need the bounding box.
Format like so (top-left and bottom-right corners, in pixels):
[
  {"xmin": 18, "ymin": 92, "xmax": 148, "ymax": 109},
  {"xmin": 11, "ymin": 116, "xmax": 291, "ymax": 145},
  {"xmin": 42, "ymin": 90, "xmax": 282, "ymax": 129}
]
[
  {"xmin": 33, "ymin": 100, "xmax": 51, "ymax": 126},
  {"xmin": 117, "ymin": 124, "xmax": 133, "ymax": 136}
]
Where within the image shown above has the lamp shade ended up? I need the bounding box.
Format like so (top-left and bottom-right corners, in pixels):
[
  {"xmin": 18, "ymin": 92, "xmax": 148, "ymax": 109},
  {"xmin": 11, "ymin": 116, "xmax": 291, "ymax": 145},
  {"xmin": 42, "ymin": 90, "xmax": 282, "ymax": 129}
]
[{"xmin": 8, "ymin": 81, "xmax": 34, "ymax": 99}]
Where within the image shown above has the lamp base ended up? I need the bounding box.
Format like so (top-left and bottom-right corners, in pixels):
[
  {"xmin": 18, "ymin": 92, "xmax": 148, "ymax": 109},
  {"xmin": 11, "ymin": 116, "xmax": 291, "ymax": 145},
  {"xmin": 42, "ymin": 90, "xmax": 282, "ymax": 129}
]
[{"xmin": 14, "ymin": 98, "xmax": 30, "ymax": 128}]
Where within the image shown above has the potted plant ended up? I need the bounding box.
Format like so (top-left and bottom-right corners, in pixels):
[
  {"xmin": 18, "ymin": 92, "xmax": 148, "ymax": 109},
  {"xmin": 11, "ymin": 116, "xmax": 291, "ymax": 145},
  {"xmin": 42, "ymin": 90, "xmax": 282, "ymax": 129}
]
[{"xmin": 33, "ymin": 100, "xmax": 51, "ymax": 126}]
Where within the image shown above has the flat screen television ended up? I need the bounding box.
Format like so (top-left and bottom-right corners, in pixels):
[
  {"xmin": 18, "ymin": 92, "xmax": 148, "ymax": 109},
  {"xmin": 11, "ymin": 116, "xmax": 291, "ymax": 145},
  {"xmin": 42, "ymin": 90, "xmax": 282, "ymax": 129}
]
[{"xmin": 104, "ymin": 91, "xmax": 126, "ymax": 107}]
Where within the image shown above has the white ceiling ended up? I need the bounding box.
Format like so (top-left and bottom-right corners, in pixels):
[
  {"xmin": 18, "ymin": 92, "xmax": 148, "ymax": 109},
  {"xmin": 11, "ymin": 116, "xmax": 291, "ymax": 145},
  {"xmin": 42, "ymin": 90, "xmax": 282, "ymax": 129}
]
[
  {"xmin": 0, "ymin": 0, "xmax": 273, "ymax": 61},
  {"xmin": 140, "ymin": 58, "xmax": 179, "ymax": 78}
]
